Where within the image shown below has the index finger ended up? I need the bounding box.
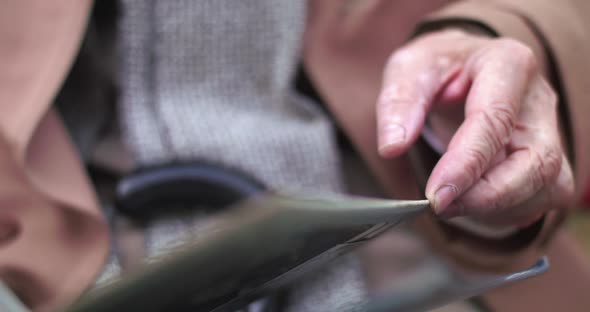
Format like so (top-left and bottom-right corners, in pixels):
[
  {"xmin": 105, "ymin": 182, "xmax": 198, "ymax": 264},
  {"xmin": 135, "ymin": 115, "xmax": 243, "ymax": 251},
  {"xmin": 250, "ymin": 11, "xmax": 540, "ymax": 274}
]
[
  {"xmin": 425, "ymin": 41, "xmax": 537, "ymax": 214},
  {"xmin": 377, "ymin": 47, "xmax": 460, "ymax": 158}
]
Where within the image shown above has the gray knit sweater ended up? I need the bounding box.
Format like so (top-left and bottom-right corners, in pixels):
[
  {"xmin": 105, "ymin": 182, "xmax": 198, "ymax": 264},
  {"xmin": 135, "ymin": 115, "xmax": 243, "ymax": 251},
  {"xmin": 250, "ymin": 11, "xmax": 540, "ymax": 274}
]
[{"xmin": 110, "ymin": 0, "xmax": 368, "ymax": 311}]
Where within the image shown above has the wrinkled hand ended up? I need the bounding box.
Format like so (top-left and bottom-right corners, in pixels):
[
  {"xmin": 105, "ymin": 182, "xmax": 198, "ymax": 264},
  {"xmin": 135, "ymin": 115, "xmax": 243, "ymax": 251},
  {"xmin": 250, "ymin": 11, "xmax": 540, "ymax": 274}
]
[{"xmin": 377, "ymin": 29, "xmax": 574, "ymax": 225}]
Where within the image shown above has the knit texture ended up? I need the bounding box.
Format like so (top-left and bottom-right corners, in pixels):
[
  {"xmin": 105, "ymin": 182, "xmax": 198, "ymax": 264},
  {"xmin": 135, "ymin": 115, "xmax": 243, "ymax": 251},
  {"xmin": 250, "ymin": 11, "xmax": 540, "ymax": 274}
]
[{"xmin": 111, "ymin": 0, "xmax": 368, "ymax": 311}]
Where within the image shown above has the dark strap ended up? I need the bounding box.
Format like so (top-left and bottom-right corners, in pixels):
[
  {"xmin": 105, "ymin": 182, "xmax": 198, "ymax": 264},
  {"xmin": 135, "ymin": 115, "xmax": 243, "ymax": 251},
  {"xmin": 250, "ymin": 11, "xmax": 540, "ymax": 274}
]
[{"xmin": 115, "ymin": 162, "xmax": 265, "ymax": 218}]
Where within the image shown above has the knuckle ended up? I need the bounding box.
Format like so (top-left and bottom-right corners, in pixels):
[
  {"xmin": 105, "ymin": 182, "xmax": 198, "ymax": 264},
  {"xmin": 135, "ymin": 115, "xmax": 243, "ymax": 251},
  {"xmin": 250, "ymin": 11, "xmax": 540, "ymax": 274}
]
[
  {"xmin": 477, "ymin": 108, "xmax": 514, "ymax": 150},
  {"xmin": 529, "ymin": 148, "xmax": 562, "ymax": 191},
  {"xmin": 487, "ymin": 107, "xmax": 515, "ymax": 142},
  {"xmin": 540, "ymin": 79, "xmax": 558, "ymax": 108},
  {"xmin": 520, "ymin": 49, "xmax": 538, "ymax": 76},
  {"xmin": 542, "ymin": 148, "xmax": 563, "ymax": 182},
  {"xmin": 496, "ymin": 38, "xmax": 538, "ymax": 75},
  {"xmin": 387, "ymin": 47, "xmax": 420, "ymax": 68},
  {"xmin": 527, "ymin": 151, "xmax": 545, "ymax": 192},
  {"xmin": 463, "ymin": 147, "xmax": 490, "ymax": 181}
]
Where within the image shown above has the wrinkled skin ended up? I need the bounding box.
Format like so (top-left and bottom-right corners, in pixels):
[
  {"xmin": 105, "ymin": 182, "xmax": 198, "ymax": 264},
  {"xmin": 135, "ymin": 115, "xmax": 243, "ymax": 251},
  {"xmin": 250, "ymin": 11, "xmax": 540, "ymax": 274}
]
[{"xmin": 377, "ymin": 29, "xmax": 575, "ymax": 226}]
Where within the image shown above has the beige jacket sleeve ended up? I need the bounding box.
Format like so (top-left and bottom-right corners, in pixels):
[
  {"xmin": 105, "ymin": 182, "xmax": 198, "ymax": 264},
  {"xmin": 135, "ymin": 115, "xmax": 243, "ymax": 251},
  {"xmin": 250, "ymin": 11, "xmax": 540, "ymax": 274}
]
[{"xmin": 0, "ymin": 1, "xmax": 109, "ymax": 311}]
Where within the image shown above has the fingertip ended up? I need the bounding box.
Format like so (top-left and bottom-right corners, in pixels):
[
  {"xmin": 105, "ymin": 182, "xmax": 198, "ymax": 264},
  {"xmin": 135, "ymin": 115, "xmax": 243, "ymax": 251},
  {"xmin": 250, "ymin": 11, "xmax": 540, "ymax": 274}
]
[
  {"xmin": 378, "ymin": 143, "xmax": 403, "ymax": 158},
  {"xmin": 378, "ymin": 123, "xmax": 407, "ymax": 157},
  {"xmin": 428, "ymin": 184, "xmax": 458, "ymax": 214},
  {"xmin": 427, "ymin": 191, "xmax": 462, "ymax": 219}
]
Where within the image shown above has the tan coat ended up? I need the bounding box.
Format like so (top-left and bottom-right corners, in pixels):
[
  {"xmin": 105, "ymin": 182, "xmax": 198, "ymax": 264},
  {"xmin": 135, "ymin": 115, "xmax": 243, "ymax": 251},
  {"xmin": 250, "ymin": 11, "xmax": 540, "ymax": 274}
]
[{"xmin": 2, "ymin": 0, "xmax": 590, "ymax": 311}]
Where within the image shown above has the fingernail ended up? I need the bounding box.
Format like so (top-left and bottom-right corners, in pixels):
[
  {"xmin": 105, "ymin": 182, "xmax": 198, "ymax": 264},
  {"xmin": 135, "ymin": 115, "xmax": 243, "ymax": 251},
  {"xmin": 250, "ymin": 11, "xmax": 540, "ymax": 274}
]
[
  {"xmin": 431, "ymin": 185, "xmax": 458, "ymax": 214},
  {"xmin": 379, "ymin": 123, "xmax": 406, "ymax": 154}
]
